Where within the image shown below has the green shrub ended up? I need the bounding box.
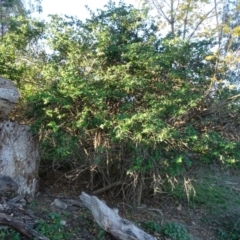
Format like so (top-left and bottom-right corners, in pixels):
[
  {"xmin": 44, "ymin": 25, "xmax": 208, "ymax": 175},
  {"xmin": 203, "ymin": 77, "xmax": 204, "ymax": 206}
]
[
  {"xmin": 162, "ymin": 222, "xmax": 193, "ymax": 240},
  {"xmin": 25, "ymin": 0, "xmax": 240, "ymax": 203},
  {"xmin": 142, "ymin": 220, "xmax": 193, "ymax": 240},
  {"xmin": 141, "ymin": 220, "xmax": 162, "ymax": 233},
  {"xmin": 35, "ymin": 212, "xmax": 71, "ymax": 239},
  {"xmin": 0, "ymin": 229, "xmax": 21, "ymax": 240}
]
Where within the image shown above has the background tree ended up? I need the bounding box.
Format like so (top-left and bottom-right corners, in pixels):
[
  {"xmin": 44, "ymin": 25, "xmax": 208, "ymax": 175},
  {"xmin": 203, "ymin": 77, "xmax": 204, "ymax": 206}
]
[
  {"xmin": 143, "ymin": 0, "xmax": 240, "ymax": 81},
  {"xmin": 221, "ymin": 0, "xmax": 240, "ymax": 83},
  {"xmin": 0, "ymin": 0, "xmax": 45, "ymax": 123},
  {"xmin": 0, "ymin": 0, "xmax": 26, "ymax": 36},
  {"xmin": 141, "ymin": 0, "xmax": 218, "ymax": 40},
  {"xmin": 143, "ymin": 0, "xmax": 240, "ymax": 134}
]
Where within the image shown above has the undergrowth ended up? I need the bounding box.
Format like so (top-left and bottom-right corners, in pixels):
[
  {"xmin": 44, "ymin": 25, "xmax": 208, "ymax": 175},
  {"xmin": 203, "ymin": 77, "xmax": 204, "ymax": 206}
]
[
  {"xmin": 35, "ymin": 212, "xmax": 72, "ymax": 239},
  {"xmin": 167, "ymin": 167, "xmax": 240, "ymax": 240},
  {"xmin": 0, "ymin": 228, "xmax": 21, "ymax": 240},
  {"xmin": 142, "ymin": 220, "xmax": 193, "ymax": 240},
  {"xmin": 216, "ymin": 214, "xmax": 240, "ymax": 240}
]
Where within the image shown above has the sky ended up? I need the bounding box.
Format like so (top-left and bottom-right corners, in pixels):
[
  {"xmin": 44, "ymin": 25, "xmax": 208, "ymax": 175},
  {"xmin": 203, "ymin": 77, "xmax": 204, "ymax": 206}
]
[{"xmin": 36, "ymin": 0, "xmax": 142, "ymax": 21}]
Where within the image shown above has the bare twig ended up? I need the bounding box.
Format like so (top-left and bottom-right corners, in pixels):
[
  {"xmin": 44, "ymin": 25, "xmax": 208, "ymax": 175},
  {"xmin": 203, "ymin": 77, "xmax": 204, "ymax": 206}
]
[{"xmin": 92, "ymin": 181, "xmax": 123, "ymax": 195}]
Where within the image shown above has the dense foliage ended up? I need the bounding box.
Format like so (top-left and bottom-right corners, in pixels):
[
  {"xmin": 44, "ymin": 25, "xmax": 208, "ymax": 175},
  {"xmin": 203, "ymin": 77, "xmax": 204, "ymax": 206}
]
[{"xmin": 1, "ymin": 0, "xmax": 240, "ymax": 204}]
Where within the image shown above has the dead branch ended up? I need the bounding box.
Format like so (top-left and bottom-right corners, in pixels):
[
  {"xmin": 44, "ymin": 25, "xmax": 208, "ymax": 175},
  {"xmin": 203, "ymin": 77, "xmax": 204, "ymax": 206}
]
[
  {"xmin": 92, "ymin": 181, "xmax": 123, "ymax": 195},
  {"xmin": 0, "ymin": 213, "xmax": 49, "ymax": 240},
  {"xmin": 80, "ymin": 192, "xmax": 157, "ymax": 240}
]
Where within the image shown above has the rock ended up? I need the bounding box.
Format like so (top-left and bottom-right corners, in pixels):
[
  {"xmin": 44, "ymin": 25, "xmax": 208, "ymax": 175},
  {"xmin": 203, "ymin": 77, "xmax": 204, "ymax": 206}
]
[
  {"xmin": 0, "ymin": 175, "xmax": 18, "ymax": 198},
  {"xmin": 18, "ymin": 198, "xmax": 27, "ymax": 207},
  {"xmin": 66, "ymin": 199, "xmax": 84, "ymax": 208},
  {"xmin": 51, "ymin": 199, "xmax": 68, "ymax": 209},
  {"xmin": 0, "ymin": 76, "xmax": 19, "ymax": 120},
  {"xmin": 176, "ymin": 204, "xmax": 182, "ymax": 211},
  {"xmin": 60, "ymin": 220, "xmax": 67, "ymax": 226}
]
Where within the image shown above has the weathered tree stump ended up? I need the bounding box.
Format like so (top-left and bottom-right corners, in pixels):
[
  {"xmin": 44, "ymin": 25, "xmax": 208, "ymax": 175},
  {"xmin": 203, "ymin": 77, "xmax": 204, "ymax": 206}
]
[{"xmin": 0, "ymin": 77, "xmax": 39, "ymax": 196}]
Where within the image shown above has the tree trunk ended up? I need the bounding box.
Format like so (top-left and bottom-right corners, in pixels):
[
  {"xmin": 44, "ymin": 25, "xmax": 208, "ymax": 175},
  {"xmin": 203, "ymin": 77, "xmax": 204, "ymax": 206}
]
[{"xmin": 0, "ymin": 121, "xmax": 39, "ymax": 196}]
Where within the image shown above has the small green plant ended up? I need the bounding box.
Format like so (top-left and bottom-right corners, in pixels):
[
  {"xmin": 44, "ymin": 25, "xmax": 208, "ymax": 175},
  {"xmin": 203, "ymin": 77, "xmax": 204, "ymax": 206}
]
[
  {"xmin": 63, "ymin": 211, "xmax": 71, "ymax": 218},
  {"xmin": 0, "ymin": 228, "xmax": 21, "ymax": 240},
  {"xmin": 92, "ymin": 222, "xmax": 108, "ymax": 240},
  {"xmin": 35, "ymin": 212, "xmax": 71, "ymax": 239},
  {"xmin": 29, "ymin": 200, "xmax": 38, "ymax": 206},
  {"xmin": 141, "ymin": 220, "xmax": 162, "ymax": 233},
  {"xmin": 97, "ymin": 228, "xmax": 106, "ymax": 239},
  {"xmin": 162, "ymin": 222, "xmax": 192, "ymax": 240},
  {"xmin": 141, "ymin": 220, "xmax": 192, "ymax": 240},
  {"xmin": 77, "ymin": 212, "xmax": 92, "ymax": 225},
  {"xmin": 217, "ymin": 214, "xmax": 240, "ymax": 240}
]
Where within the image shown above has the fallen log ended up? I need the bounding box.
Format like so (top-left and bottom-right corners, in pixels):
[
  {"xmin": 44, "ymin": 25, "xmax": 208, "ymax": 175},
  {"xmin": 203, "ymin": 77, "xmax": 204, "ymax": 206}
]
[
  {"xmin": 0, "ymin": 213, "xmax": 49, "ymax": 240},
  {"xmin": 80, "ymin": 192, "xmax": 157, "ymax": 240}
]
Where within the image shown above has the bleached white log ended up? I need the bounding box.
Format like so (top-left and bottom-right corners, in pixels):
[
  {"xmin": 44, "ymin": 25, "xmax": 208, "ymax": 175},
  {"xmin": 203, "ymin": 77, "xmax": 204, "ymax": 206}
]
[
  {"xmin": 0, "ymin": 76, "xmax": 19, "ymax": 119},
  {"xmin": 0, "ymin": 121, "xmax": 39, "ymax": 196},
  {"xmin": 80, "ymin": 192, "xmax": 157, "ymax": 240}
]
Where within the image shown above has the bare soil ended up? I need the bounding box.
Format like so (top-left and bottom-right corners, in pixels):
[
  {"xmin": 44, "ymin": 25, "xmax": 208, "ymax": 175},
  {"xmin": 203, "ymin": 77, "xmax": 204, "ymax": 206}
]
[
  {"xmin": 28, "ymin": 178, "xmax": 217, "ymax": 240},
  {"xmin": 1, "ymin": 167, "xmax": 239, "ymax": 240}
]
